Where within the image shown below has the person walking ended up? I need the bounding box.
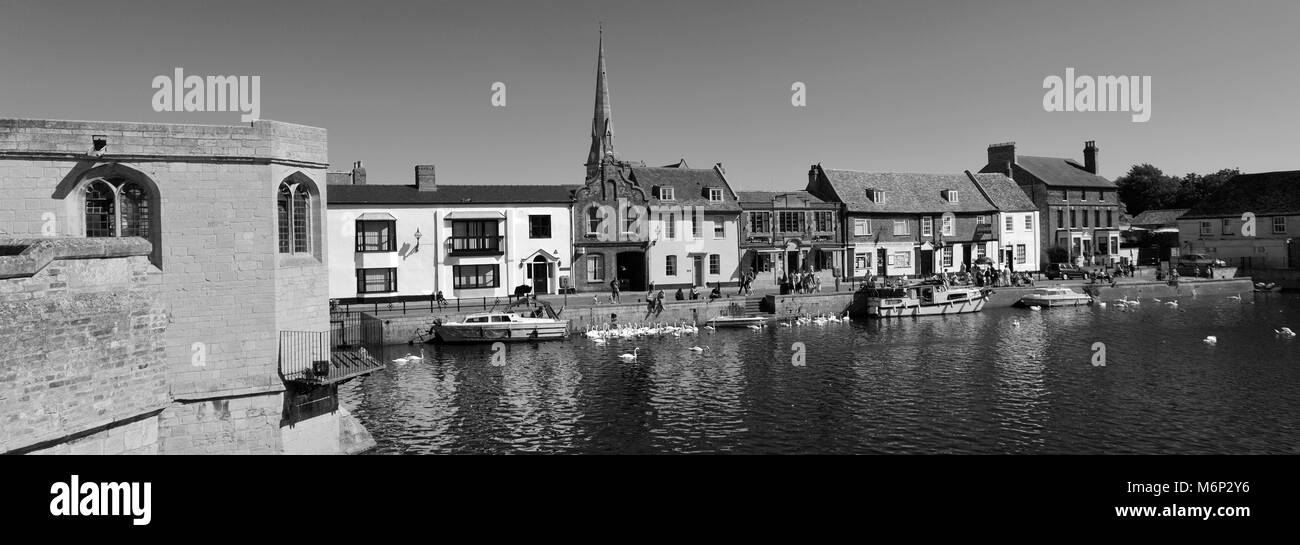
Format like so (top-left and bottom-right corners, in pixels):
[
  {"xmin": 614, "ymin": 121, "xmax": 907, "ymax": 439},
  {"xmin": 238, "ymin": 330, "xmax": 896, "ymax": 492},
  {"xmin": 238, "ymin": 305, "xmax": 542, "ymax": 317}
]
[{"xmin": 609, "ymin": 278, "xmax": 620, "ymax": 303}]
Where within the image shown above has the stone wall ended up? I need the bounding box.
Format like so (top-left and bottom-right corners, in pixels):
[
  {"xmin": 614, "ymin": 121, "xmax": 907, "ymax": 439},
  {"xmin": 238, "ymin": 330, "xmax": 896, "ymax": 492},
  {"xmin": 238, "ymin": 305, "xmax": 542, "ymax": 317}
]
[
  {"xmin": 1, "ymin": 118, "xmax": 361, "ymax": 455},
  {"xmin": 0, "ymin": 237, "xmax": 168, "ymax": 454}
]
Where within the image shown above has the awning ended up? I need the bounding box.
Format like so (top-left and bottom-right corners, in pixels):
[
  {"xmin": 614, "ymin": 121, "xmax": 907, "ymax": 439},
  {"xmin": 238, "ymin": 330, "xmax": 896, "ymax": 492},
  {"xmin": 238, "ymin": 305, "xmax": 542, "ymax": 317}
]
[
  {"xmin": 444, "ymin": 211, "xmax": 505, "ymax": 220},
  {"xmin": 357, "ymin": 212, "xmax": 396, "ymax": 221}
]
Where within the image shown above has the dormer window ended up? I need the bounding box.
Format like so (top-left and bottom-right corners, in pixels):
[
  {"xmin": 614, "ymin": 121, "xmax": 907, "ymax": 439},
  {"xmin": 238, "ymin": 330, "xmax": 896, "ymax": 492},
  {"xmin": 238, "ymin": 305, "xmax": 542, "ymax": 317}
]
[
  {"xmin": 658, "ymin": 186, "xmax": 675, "ymax": 201},
  {"xmin": 868, "ymin": 189, "xmax": 886, "ymax": 203},
  {"xmin": 707, "ymin": 188, "xmax": 723, "ymax": 202},
  {"xmin": 943, "ymin": 190, "xmax": 959, "ymax": 203}
]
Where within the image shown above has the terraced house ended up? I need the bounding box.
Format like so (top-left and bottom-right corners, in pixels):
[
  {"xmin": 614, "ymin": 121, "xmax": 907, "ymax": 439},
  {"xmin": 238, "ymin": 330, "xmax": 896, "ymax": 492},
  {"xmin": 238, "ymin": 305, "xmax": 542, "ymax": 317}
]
[
  {"xmin": 980, "ymin": 141, "xmax": 1120, "ymax": 268},
  {"xmin": 326, "ymin": 164, "xmax": 575, "ymax": 300},
  {"xmin": 737, "ymin": 190, "xmax": 843, "ymax": 289},
  {"xmin": 807, "ymin": 165, "xmax": 1009, "ymax": 279}
]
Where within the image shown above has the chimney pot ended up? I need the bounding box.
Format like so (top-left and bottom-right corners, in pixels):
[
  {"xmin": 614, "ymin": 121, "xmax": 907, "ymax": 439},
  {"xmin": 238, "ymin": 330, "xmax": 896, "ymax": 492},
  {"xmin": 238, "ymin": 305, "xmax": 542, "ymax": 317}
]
[
  {"xmin": 1083, "ymin": 141, "xmax": 1099, "ymax": 175},
  {"xmin": 987, "ymin": 142, "xmax": 1016, "ymax": 176}
]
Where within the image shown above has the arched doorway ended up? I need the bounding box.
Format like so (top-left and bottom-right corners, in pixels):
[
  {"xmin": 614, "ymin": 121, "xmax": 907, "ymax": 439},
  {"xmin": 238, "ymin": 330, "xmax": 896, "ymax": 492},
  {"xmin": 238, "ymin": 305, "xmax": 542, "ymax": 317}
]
[
  {"xmin": 531, "ymin": 255, "xmax": 551, "ymax": 294},
  {"xmin": 615, "ymin": 251, "xmax": 646, "ymax": 291}
]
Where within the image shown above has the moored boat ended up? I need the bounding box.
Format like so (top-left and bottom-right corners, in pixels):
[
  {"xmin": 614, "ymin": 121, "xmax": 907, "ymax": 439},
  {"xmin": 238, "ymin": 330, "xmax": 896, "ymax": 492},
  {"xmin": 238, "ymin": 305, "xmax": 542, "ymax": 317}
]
[
  {"xmin": 426, "ymin": 303, "xmax": 569, "ymax": 343},
  {"xmin": 861, "ymin": 281, "xmax": 990, "ymax": 318},
  {"xmin": 1015, "ymin": 287, "xmax": 1093, "ymax": 307}
]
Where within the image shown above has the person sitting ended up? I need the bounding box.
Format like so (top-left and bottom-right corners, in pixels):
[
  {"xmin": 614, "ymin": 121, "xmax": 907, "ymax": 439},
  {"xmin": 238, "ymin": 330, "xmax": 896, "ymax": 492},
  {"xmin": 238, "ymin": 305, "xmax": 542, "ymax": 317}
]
[
  {"xmin": 690, "ymin": 285, "xmax": 701, "ymax": 300},
  {"xmin": 435, "ymin": 290, "xmax": 449, "ymax": 308},
  {"xmin": 675, "ymin": 288, "xmax": 685, "ymax": 300},
  {"xmin": 709, "ymin": 283, "xmax": 722, "ymax": 300}
]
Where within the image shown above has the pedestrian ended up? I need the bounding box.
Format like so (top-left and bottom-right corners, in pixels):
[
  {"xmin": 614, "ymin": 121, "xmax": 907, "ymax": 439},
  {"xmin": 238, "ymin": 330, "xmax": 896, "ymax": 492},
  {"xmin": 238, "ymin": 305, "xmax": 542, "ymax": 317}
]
[
  {"xmin": 609, "ymin": 278, "xmax": 620, "ymax": 303},
  {"xmin": 675, "ymin": 288, "xmax": 685, "ymax": 300},
  {"xmin": 709, "ymin": 282, "xmax": 722, "ymax": 300},
  {"xmin": 691, "ymin": 285, "xmax": 701, "ymax": 300},
  {"xmin": 435, "ymin": 290, "xmax": 448, "ymax": 308},
  {"xmin": 1208, "ymin": 264, "xmax": 1215, "ymax": 279}
]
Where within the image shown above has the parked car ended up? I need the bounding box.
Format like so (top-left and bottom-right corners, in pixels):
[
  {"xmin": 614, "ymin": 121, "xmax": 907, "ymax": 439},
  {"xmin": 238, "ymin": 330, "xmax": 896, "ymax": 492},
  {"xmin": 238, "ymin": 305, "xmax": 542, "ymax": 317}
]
[
  {"xmin": 1177, "ymin": 253, "xmax": 1227, "ymax": 267},
  {"xmin": 1045, "ymin": 263, "xmax": 1087, "ymax": 280}
]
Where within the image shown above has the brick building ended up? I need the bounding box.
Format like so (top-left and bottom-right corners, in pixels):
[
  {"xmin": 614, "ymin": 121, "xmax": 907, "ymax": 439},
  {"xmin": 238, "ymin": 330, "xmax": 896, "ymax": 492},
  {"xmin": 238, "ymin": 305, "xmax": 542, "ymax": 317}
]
[
  {"xmin": 979, "ymin": 141, "xmax": 1121, "ymax": 268},
  {"xmin": 0, "ymin": 118, "xmax": 375, "ymax": 454},
  {"xmin": 736, "ymin": 190, "xmax": 843, "ymax": 290}
]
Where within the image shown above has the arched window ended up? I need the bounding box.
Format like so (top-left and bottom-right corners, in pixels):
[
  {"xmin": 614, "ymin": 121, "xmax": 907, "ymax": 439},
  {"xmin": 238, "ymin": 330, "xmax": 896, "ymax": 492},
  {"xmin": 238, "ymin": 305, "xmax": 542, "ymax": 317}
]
[
  {"xmin": 278, "ymin": 180, "xmax": 313, "ymax": 254},
  {"xmin": 83, "ymin": 177, "xmax": 151, "ymax": 239}
]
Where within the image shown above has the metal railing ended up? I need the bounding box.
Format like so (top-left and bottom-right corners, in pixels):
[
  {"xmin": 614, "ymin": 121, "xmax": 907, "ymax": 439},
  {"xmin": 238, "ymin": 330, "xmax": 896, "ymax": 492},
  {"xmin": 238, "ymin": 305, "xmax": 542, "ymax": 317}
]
[
  {"xmin": 279, "ymin": 329, "xmax": 384, "ymax": 385},
  {"xmin": 331, "ymin": 294, "xmax": 534, "ymax": 316}
]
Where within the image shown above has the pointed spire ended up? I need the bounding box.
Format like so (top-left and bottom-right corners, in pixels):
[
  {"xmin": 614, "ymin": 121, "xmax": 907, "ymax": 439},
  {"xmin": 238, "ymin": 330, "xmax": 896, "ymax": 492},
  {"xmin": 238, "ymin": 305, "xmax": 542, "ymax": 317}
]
[{"xmin": 586, "ymin": 25, "xmax": 615, "ymax": 180}]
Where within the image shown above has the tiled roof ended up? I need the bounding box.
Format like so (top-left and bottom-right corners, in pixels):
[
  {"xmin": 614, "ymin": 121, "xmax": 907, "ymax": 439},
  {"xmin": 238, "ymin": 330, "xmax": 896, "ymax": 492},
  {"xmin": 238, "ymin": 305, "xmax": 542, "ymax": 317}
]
[
  {"xmin": 819, "ymin": 170, "xmax": 999, "ymax": 214},
  {"xmin": 736, "ymin": 190, "xmax": 828, "ymax": 205},
  {"xmin": 1182, "ymin": 171, "xmax": 1300, "ymax": 218},
  {"xmin": 1010, "ymin": 155, "xmax": 1116, "ymax": 189},
  {"xmin": 1130, "ymin": 208, "xmax": 1189, "ymax": 227},
  {"xmin": 327, "ymin": 183, "xmax": 577, "ymax": 205},
  {"xmin": 968, "ymin": 173, "xmax": 1037, "ymax": 212},
  {"xmin": 631, "ymin": 166, "xmax": 740, "ymax": 211}
]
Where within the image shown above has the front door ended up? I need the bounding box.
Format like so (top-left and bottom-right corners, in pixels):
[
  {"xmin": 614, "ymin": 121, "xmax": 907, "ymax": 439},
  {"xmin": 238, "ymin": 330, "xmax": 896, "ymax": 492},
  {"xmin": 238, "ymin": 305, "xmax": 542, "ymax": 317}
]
[
  {"xmin": 877, "ymin": 248, "xmax": 887, "ymax": 276},
  {"xmin": 531, "ymin": 258, "xmax": 549, "ymax": 293},
  {"xmin": 693, "ymin": 255, "xmax": 705, "ymax": 286},
  {"xmin": 1004, "ymin": 249, "xmax": 1015, "ymax": 272},
  {"xmin": 920, "ymin": 249, "xmax": 934, "ymax": 276}
]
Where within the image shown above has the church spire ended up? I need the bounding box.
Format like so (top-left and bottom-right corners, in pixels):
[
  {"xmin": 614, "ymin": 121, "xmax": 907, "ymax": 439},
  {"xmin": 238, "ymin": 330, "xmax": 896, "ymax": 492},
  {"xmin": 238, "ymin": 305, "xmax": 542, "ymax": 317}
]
[{"xmin": 586, "ymin": 25, "xmax": 615, "ymax": 180}]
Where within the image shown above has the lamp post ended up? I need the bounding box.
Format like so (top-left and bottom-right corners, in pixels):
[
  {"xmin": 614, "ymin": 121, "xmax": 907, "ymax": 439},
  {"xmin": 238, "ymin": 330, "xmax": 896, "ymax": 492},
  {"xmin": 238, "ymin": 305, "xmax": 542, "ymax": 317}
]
[{"xmin": 413, "ymin": 228, "xmax": 422, "ymax": 252}]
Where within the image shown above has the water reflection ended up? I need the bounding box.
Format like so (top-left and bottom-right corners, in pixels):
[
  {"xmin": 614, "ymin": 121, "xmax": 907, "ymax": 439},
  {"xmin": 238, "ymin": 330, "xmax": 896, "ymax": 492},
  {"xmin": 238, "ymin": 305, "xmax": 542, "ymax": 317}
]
[{"xmin": 341, "ymin": 293, "xmax": 1300, "ymax": 454}]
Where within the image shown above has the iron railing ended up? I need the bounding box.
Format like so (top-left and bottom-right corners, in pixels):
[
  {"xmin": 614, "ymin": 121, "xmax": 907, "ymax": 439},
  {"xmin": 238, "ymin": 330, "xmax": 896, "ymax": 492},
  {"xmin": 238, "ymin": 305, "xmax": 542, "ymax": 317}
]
[
  {"xmin": 279, "ymin": 330, "xmax": 384, "ymax": 385},
  {"xmin": 331, "ymin": 294, "xmax": 534, "ymax": 316}
]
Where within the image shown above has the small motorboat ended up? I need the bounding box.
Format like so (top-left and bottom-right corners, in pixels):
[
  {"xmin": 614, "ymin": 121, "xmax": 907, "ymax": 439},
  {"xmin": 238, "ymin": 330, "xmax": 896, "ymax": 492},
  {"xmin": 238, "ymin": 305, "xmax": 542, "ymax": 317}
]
[
  {"xmin": 1015, "ymin": 287, "xmax": 1093, "ymax": 308},
  {"xmin": 860, "ymin": 281, "xmax": 990, "ymax": 318},
  {"xmin": 426, "ymin": 302, "xmax": 569, "ymax": 343},
  {"xmin": 704, "ymin": 315, "xmax": 768, "ymax": 328}
]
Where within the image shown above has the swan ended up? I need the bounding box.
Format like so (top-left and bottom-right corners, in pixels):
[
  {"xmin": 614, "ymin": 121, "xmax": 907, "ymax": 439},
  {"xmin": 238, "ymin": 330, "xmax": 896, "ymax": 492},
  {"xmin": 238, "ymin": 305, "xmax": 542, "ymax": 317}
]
[
  {"xmin": 687, "ymin": 346, "xmax": 709, "ymax": 352},
  {"xmin": 1276, "ymin": 327, "xmax": 1296, "ymax": 338},
  {"xmin": 779, "ymin": 322, "xmax": 793, "ymax": 327},
  {"xmin": 392, "ymin": 354, "xmax": 414, "ymax": 364},
  {"xmin": 1227, "ymin": 295, "xmax": 1242, "ymax": 301},
  {"xmin": 618, "ymin": 348, "xmax": 640, "ymax": 361},
  {"xmin": 1204, "ymin": 336, "xmax": 1218, "ymax": 345},
  {"xmin": 1165, "ymin": 300, "xmax": 1178, "ymax": 307},
  {"xmin": 1028, "ymin": 305, "xmax": 1042, "ymax": 311},
  {"xmin": 1098, "ymin": 302, "xmax": 1107, "ymax": 308},
  {"xmin": 405, "ymin": 353, "xmax": 423, "ymax": 362}
]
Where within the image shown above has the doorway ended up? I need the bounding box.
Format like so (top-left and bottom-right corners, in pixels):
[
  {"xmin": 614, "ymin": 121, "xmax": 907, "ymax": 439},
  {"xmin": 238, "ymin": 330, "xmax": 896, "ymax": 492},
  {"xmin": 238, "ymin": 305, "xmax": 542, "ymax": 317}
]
[
  {"xmin": 531, "ymin": 256, "xmax": 550, "ymax": 294},
  {"xmin": 920, "ymin": 249, "xmax": 934, "ymax": 276},
  {"xmin": 877, "ymin": 248, "xmax": 887, "ymax": 276},
  {"xmin": 615, "ymin": 251, "xmax": 646, "ymax": 291},
  {"xmin": 693, "ymin": 255, "xmax": 705, "ymax": 286}
]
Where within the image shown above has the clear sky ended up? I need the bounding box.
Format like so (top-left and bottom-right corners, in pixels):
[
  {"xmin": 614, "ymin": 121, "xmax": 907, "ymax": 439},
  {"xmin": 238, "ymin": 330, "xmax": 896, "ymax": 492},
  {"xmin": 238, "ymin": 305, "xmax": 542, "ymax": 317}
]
[{"xmin": 2, "ymin": 0, "xmax": 1298, "ymax": 190}]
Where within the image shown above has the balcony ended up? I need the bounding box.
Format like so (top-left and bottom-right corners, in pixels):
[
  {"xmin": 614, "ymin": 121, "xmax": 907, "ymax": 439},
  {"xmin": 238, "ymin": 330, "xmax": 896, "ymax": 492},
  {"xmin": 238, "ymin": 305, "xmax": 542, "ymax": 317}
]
[
  {"xmin": 448, "ymin": 236, "xmax": 503, "ymax": 256},
  {"xmin": 278, "ymin": 330, "xmax": 384, "ymax": 386}
]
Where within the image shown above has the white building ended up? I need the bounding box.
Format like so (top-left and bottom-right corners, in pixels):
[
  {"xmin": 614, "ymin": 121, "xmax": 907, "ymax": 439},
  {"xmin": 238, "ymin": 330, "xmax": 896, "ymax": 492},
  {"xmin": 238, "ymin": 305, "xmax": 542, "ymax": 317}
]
[
  {"xmin": 326, "ymin": 164, "xmax": 574, "ymax": 301},
  {"xmin": 970, "ymin": 173, "xmax": 1041, "ymax": 273}
]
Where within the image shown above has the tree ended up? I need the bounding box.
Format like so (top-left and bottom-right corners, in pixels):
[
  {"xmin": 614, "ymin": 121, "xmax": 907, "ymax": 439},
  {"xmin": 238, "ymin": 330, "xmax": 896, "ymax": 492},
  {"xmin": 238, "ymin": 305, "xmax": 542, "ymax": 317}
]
[
  {"xmin": 1176, "ymin": 168, "xmax": 1239, "ymax": 209},
  {"xmin": 1115, "ymin": 164, "xmax": 1179, "ymax": 216}
]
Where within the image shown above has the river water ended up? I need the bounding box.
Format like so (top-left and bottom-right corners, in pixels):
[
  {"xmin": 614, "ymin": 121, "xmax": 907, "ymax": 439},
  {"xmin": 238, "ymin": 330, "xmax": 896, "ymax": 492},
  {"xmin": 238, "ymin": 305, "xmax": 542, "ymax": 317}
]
[{"xmin": 339, "ymin": 292, "xmax": 1300, "ymax": 454}]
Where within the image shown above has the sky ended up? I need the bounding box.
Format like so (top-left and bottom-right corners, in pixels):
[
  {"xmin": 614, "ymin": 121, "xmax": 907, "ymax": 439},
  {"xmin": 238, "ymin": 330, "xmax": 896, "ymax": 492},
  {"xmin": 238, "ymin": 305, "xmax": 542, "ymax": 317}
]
[{"xmin": 2, "ymin": 0, "xmax": 1299, "ymax": 190}]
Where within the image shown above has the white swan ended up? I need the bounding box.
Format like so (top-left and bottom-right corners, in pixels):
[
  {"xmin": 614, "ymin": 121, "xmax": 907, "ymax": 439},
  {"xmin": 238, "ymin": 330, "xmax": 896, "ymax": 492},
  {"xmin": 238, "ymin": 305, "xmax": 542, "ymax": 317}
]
[
  {"xmin": 687, "ymin": 346, "xmax": 709, "ymax": 352},
  {"xmin": 1204, "ymin": 336, "xmax": 1218, "ymax": 345},
  {"xmin": 1098, "ymin": 302, "xmax": 1107, "ymax": 308},
  {"xmin": 1276, "ymin": 327, "xmax": 1296, "ymax": 338},
  {"xmin": 1028, "ymin": 305, "xmax": 1042, "ymax": 311},
  {"xmin": 618, "ymin": 348, "xmax": 640, "ymax": 361},
  {"xmin": 779, "ymin": 322, "xmax": 793, "ymax": 327},
  {"xmin": 1227, "ymin": 295, "xmax": 1242, "ymax": 301}
]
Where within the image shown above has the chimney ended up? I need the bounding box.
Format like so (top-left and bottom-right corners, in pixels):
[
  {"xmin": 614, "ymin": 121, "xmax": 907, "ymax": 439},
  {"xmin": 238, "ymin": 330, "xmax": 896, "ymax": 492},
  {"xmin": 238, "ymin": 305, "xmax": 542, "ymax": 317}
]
[
  {"xmin": 714, "ymin": 162, "xmax": 725, "ymax": 174},
  {"xmin": 987, "ymin": 142, "xmax": 1016, "ymax": 176},
  {"xmin": 1083, "ymin": 140, "xmax": 1099, "ymax": 174},
  {"xmin": 351, "ymin": 161, "xmax": 367, "ymax": 185},
  {"xmin": 807, "ymin": 164, "xmax": 819, "ymax": 189},
  {"xmin": 415, "ymin": 164, "xmax": 437, "ymax": 192}
]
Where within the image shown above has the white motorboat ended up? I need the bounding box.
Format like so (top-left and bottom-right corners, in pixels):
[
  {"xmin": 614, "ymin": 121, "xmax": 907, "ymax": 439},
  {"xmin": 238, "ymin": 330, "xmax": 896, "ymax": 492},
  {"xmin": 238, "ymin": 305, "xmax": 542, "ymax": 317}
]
[
  {"xmin": 427, "ymin": 303, "xmax": 569, "ymax": 343},
  {"xmin": 1015, "ymin": 287, "xmax": 1093, "ymax": 308},
  {"xmin": 861, "ymin": 282, "xmax": 990, "ymax": 318}
]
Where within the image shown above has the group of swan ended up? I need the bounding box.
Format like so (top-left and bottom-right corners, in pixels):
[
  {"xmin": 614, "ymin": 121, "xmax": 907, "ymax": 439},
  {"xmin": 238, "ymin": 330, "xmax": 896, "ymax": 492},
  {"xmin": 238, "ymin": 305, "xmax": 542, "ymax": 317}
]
[
  {"xmin": 781, "ymin": 313, "xmax": 850, "ymax": 327},
  {"xmin": 585, "ymin": 321, "xmax": 700, "ymax": 341}
]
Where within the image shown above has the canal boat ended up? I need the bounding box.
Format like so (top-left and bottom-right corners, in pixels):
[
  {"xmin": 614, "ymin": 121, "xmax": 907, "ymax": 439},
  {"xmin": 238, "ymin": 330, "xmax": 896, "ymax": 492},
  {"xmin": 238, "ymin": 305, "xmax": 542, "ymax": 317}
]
[
  {"xmin": 425, "ymin": 302, "xmax": 569, "ymax": 343},
  {"xmin": 704, "ymin": 315, "xmax": 768, "ymax": 328},
  {"xmin": 1014, "ymin": 287, "xmax": 1093, "ymax": 308},
  {"xmin": 860, "ymin": 281, "xmax": 990, "ymax": 318}
]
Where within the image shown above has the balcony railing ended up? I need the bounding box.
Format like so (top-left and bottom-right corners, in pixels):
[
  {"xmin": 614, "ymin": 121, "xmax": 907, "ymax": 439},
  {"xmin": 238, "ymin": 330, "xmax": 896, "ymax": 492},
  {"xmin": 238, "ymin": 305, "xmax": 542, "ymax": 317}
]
[
  {"xmin": 279, "ymin": 330, "xmax": 384, "ymax": 385},
  {"xmin": 448, "ymin": 236, "xmax": 503, "ymax": 255}
]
